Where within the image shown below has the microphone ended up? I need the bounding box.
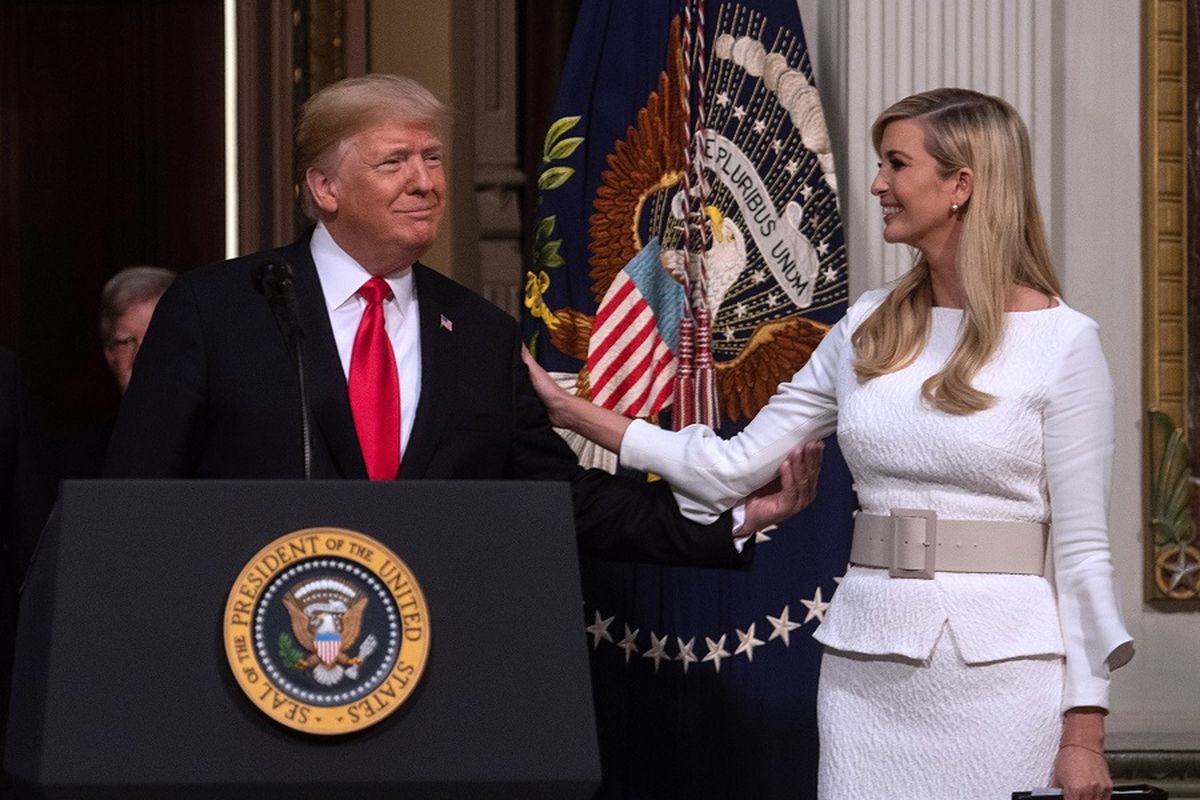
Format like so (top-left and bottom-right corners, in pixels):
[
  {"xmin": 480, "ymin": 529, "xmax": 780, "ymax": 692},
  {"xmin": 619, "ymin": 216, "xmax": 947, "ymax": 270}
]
[
  {"xmin": 254, "ymin": 257, "xmax": 313, "ymax": 479},
  {"xmin": 255, "ymin": 259, "xmax": 302, "ymax": 341}
]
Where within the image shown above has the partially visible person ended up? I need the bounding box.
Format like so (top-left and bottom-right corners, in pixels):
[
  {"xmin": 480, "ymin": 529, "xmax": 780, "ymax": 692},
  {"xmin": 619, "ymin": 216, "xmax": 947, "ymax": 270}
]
[
  {"xmin": 0, "ymin": 349, "xmax": 53, "ymax": 788},
  {"xmin": 103, "ymin": 74, "xmax": 816, "ymax": 565},
  {"xmin": 99, "ymin": 266, "xmax": 176, "ymax": 394},
  {"xmin": 526, "ymin": 88, "xmax": 1133, "ymax": 800},
  {"xmin": 54, "ymin": 266, "xmax": 176, "ymax": 480}
]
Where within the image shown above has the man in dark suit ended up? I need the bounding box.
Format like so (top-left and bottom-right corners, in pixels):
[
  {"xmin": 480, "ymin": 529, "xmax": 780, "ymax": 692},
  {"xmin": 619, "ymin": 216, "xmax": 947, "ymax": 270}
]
[
  {"xmin": 1, "ymin": 349, "xmax": 52, "ymax": 787},
  {"xmin": 104, "ymin": 74, "xmax": 819, "ymax": 564}
]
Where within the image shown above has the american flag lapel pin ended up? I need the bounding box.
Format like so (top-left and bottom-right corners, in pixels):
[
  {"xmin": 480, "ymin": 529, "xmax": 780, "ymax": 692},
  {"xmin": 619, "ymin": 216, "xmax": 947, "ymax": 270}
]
[{"xmin": 439, "ymin": 314, "xmax": 453, "ymax": 333}]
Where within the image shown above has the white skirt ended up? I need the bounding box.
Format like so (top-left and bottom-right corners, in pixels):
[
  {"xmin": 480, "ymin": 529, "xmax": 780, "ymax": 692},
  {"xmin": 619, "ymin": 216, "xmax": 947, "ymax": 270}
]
[{"xmin": 817, "ymin": 626, "xmax": 1063, "ymax": 800}]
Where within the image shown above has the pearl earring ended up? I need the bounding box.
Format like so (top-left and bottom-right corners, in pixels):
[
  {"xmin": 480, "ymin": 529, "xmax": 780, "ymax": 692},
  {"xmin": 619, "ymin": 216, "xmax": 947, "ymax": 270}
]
[{"xmin": 950, "ymin": 203, "xmax": 960, "ymax": 214}]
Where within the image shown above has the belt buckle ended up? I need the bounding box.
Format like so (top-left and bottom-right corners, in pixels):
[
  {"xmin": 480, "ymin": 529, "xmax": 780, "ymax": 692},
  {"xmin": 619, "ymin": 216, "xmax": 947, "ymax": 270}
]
[{"xmin": 888, "ymin": 508, "xmax": 937, "ymax": 579}]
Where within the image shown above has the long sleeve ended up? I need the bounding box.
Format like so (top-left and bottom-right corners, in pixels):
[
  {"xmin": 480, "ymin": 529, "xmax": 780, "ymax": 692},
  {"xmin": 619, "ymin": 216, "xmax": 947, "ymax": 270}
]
[
  {"xmin": 619, "ymin": 312, "xmax": 846, "ymax": 523},
  {"xmin": 1043, "ymin": 323, "xmax": 1134, "ymax": 710}
]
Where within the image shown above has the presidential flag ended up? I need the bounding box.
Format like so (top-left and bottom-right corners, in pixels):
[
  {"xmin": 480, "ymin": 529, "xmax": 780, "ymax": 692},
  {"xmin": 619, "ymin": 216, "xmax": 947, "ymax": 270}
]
[{"xmin": 522, "ymin": 2, "xmax": 855, "ymax": 796}]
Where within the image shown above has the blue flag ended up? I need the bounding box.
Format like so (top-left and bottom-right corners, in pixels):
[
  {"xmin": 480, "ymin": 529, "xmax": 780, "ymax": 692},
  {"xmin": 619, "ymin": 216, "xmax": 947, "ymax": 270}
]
[{"xmin": 522, "ymin": 2, "xmax": 855, "ymax": 796}]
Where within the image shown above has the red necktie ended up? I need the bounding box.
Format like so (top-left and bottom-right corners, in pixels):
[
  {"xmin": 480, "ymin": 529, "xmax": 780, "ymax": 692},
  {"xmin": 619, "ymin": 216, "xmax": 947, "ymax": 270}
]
[{"xmin": 348, "ymin": 277, "xmax": 400, "ymax": 480}]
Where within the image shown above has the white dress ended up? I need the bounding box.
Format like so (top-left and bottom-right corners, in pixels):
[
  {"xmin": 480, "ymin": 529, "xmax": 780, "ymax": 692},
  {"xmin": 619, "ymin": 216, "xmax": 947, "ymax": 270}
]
[{"xmin": 620, "ymin": 289, "xmax": 1134, "ymax": 799}]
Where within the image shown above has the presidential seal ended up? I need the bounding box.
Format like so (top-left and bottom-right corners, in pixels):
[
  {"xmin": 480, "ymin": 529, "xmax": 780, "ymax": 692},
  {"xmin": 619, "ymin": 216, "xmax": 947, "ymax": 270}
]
[{"xmin": 223, "ymin": 527, "xmax": 430, "ymax": 735}]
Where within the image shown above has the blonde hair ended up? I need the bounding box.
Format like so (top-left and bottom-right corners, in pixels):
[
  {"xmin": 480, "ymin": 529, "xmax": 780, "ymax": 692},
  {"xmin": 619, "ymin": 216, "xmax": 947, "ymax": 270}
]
[
  {"xmin": 852, "ymin": 88, "xmax": 1060, "ymax": 414},
  {"xmin": 295, "ymin": 74, "xmax": 450, "ymax": 219}
]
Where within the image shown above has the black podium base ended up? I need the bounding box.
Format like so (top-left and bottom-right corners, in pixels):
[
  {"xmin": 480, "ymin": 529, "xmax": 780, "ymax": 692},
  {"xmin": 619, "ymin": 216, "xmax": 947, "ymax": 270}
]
[{"xmin": 7, "ymin": 481, "xmax": 600, "ymax": 799}]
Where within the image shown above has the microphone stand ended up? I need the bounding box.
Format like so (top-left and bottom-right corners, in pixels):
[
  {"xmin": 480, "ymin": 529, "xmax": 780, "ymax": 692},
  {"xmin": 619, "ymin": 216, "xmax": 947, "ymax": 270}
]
[{"xmin": 257, "ymin": 260, "xmax": 312, "ymax": 479}]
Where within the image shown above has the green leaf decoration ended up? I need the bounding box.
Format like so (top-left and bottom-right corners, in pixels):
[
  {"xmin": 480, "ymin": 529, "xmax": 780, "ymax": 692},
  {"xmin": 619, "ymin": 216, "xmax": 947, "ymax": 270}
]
[
  {"xmin": 538, "ymin": 166, "xmax": 575, "ymax": 191},
  {"xmin": 536, "ymin": 215, "xmax": 556, "ymax": 244},
  {"xmin": 546, "ymin": 136, "xmax": 584, "ymax": 162},
  {"xmin": 540, "ymin": 240, "xmax": 564, "ymax": 268},
  {"xmin": 1147, "ymin": 409, "xmax": 1194, "ymax": 546},
  {"xmin": 278, "ymin": 632, "xmax": 307, "ymax": 668},
  {"xmin": 543, "ymin": 115, "xmax": 581, "ymax": 156},
  {"xmin": 526, "ymin": 331, "xmax": 540, "ymax": 358}
]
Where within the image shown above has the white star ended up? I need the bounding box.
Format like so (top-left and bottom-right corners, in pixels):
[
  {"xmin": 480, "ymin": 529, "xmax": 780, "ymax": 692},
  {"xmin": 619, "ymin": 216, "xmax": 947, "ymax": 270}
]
[
  {"xmin": 770, "ymin": 138, "xmax": 783, "ymax": 154},
  {"xmin": 724, "ymin": 328, "xmax": 737, "ymax": 342},
  {"xmin": 754, "ymin": 524, "xmax": 776, "ymax": 543},
  {"xmin": 800, "ymin": 587, "xmax": 831, "ymax": 624},
  {"xmin": 751, "ymin": 269, "xmax": 768, "ymax": 285},
  {"xmin": 703, "ymin": 634, "xmax": 731, "ymax": 673},
  {"xmin": 767, "ymin": 292, "xmax": 780, "ymax": 307},
  {"xmin": 766, "ymin": 606, "xmax": 803, "ymax": 647},
  {"xmin": 752, "ymin": 118, "xmax": 767, "ymax": 135},
  {"xmin": 676, "ymin": 636, "xmax": 698, "ymax": 674},
  {"xmin": 586, "ymin": 610, "xmax": 614, "ymax": 649},
  {"xmin": 716, "ymin": 91, "xmax": 731, "ymax": 107},
  {"xmin": 642, "ymin": 632, "xmax": 671, "ymax": 672},
  {"xmin": 800, "ymin": 185, "xmax": 815, "ymax": 201},
  {"xmin": 784, "ymin": 159, "xmax": 800, "ymax": 176},
  {"xmin": 735, "ymin": 623, "xmax": 765, "ymax": 661},
  {"xmin": 1165, "ymin": 548, "xmax": 1200, "ymax": 591},
  {"xmin": 732, "ymin": 105, "xmax": 747, "ymax": 121},
  {"xmin": 822, "ymin": 265, "xmax": 840, "ymax": 284},
  {"xmin": 618, "ymin": 624, "xmax": 640, "ymax": 663},
  {"xmin": 735, "ymin": 302, "xmax": 748, "ymax": 318},
  {"xmin": 816, "ymin": 240, "xmax": 830, "ymax": 256}
]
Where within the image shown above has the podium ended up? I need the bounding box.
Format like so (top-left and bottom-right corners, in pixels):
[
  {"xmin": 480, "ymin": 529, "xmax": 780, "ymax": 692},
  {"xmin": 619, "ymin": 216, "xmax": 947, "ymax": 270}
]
[{"xmin": 6, "ymin": 480, "xmax": 601, "ymax": 799}]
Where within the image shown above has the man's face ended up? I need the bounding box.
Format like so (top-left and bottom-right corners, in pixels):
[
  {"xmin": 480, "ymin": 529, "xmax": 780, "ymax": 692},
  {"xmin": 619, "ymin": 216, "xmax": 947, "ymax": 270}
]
[
  {"xmin": 316, "ymin": 120, "xmax": 446, "ymax": 276},
  {"xmin": 104, "ymin": 297, "xmax": 159, "ymax": 394}
]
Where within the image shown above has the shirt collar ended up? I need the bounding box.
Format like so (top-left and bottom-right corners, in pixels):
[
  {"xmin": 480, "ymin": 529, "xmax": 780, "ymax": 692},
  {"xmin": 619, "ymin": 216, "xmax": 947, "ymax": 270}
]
[{"xmin": 310, "ymin": 222, "xmax": 415, "ymax": 316}]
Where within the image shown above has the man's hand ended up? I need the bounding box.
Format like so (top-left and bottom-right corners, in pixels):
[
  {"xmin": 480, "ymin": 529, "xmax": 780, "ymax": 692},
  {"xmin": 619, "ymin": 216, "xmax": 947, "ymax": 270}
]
[{"xmin": 738, "ymin": 441, "xmax": 824, "ymax": 537}]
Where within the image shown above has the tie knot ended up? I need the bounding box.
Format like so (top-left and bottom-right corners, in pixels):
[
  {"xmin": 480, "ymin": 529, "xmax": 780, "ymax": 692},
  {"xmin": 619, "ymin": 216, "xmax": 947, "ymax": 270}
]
[{"xmin": 358, "ymin": 276, "xmax": 393, "ymax": 306}]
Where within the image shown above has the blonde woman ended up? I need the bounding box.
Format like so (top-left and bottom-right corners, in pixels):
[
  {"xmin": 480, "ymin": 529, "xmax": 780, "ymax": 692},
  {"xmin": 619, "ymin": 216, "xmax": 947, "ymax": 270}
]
[{"xmin": 525, "ymin": 88, "xmax": 1133, "ymax": 800}]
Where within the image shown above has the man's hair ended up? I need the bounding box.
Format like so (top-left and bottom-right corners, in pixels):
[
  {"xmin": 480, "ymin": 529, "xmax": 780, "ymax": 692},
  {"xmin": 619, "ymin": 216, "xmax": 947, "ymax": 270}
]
[
  {"xmin": 99, "ymin": 266, "xmax": 176, "ymax": 341},
  {"xmin": 295, "ymin": 74, "xmax": 450, "ymax": 220}
]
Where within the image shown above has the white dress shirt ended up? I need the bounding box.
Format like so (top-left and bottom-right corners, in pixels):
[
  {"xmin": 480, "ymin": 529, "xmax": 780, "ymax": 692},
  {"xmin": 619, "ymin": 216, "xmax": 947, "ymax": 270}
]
[{"xmin": 310, "ymin": 223, "xmax": 422, "ymax": 458}]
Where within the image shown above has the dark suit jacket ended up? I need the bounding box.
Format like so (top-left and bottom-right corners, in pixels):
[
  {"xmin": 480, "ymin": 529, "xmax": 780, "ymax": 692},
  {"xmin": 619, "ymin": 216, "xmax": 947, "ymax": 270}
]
[
  {"xmin": 104, "ymin": 231, "xmax": 747, "ymax": 567},
  {"xmin": 1, "ymin": 349, "xmax": 53, "ymax": 770}
]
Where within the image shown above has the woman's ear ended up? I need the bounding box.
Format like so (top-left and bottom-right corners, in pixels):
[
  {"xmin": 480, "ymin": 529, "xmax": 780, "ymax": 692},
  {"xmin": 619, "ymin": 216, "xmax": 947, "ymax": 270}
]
[{"xmin": 953, "ymin": 167, "xmax": 974, "ymax": 207}]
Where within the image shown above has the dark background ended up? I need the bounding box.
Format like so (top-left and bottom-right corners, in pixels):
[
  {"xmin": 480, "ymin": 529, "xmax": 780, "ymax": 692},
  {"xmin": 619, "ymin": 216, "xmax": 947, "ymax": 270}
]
[{"xmin": 0, "ymin": 0, "xmax": 226, "ymax": 436}]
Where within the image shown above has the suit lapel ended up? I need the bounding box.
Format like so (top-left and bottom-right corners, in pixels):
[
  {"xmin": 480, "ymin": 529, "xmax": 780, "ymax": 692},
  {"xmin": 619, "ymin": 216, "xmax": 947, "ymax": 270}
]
[
  {"xmin": 279, "ymin": 236, "xmax": 368, "ymax": 479},
  {"xmin": 399, "ymin": 264, "xmax": 456, "ymax": 479}
]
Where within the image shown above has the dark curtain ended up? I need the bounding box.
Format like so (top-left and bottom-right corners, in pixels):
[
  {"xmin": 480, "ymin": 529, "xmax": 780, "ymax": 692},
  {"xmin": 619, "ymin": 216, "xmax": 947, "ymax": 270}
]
[{"xmin": 0, "ymin": 0, "xmax": 225, "ymax": 438}]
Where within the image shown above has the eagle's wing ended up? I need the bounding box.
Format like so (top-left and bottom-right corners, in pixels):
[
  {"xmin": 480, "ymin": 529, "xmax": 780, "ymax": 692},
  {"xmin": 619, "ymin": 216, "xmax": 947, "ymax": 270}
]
[
  {"xmin": 339, "ymin": 594, "xmax": 368, "ymax": 652},
  {"xmin": 716, "ymin": 316, "xmax": 830, "ymax": 422},
  {"xmin": 587, "ymin": 16, "xmax": 687, "ymax": 303},
  {"xmin": 282, "ymin": 594, "xmax": 315, "ymax": 652},
  {"xmin": 547, "ymin": 307, "xmax": 594, "ymax": 363}
]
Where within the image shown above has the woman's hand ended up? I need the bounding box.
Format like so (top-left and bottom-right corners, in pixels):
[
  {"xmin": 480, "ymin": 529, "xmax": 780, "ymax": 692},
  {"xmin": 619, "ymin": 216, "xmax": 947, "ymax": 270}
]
[
  {"xmin": 520, "ymin": 346, "xmax": 632, "ymax": 452},
  {"xmin": 1054, "ymin": 708, "xmax": 1111, "ymax": 800},
  {"xmin": 739, "ymin": 441, "xmax": 824, "ymax": 537},
  {"xmin": 521, "ymin": 346, "xmax": 574, "ymax": 427}
]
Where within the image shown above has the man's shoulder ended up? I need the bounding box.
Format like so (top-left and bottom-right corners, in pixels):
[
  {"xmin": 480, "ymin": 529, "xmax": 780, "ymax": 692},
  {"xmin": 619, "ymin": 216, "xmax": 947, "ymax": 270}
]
[
  {"xmin": 412, "ymin": 263, "xmax": 517, "ymax": 331},
  {"xmin": 175, "ymin": 238, "xmax": 313, "ymax": 298}
]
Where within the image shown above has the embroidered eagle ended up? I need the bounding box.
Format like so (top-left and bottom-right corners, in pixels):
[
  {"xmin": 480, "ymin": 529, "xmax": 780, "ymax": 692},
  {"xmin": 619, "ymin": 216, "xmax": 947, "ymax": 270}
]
[
  {"xmin": 282, "ymin": 578, "xmax": 372, "ymax": 686},
  {"xmin": 545, "ymin": 16, "xmax": 830, "ymax": 424}
]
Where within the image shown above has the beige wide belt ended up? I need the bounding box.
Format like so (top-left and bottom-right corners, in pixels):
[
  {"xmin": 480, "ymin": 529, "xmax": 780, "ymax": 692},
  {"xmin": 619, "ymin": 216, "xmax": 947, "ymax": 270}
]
[{"xmin": 851, "ymin": 510, "xmax": 1048, "ymax": 579}]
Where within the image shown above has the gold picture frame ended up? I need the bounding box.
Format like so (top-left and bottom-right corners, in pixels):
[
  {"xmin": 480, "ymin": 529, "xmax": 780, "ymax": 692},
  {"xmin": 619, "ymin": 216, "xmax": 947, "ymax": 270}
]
[{"xmin": 1142, "ymin": 0, "xmax": 1198, "ymax": 607}]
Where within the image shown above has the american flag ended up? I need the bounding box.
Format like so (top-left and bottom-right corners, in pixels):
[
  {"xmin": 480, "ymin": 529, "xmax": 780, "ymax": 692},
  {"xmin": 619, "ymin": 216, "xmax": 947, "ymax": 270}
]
[{"xmin": 585, "ymin": 238, "xmax": 683, "ymax": 417}]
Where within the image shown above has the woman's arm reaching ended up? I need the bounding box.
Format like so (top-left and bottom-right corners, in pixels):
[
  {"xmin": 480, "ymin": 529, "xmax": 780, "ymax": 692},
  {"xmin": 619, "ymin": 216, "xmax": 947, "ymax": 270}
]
[{"xmin": 522, "ymin": 347, "xmax": 632, "ymax": 452}]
